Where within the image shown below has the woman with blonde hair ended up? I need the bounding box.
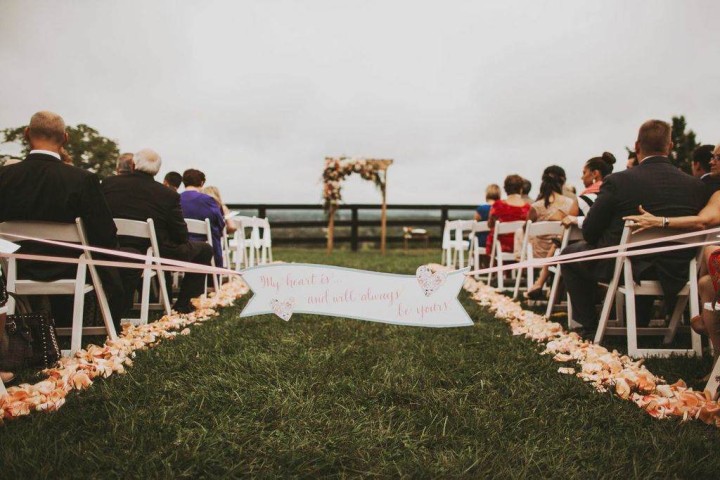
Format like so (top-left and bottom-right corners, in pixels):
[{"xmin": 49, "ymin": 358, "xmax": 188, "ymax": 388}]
[{"xmin": 201, "ymin": 185, "xmax": 237, "ymax": 233}]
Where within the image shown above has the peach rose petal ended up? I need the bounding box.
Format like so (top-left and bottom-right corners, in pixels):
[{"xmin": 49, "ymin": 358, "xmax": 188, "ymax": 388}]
[
  {"xmin": 461, "ymin": 273, "xmax": 720, "ymax": 429},
  {"xmin": 0, "ymin": 278, "xmax": 249, "ymax": 422}
]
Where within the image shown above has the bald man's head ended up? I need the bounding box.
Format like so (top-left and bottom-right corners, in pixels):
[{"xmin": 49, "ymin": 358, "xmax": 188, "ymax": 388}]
[{"xmin": 25, "ymin": 111, "xmax": 67, "ymax": 149}]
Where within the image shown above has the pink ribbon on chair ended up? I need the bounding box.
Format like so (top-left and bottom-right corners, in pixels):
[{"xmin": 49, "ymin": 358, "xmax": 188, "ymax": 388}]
[
  {"xmin": 466, "ymin": 226, "xmax": 720, "ymax": 277},
  {"xmin": 0, "ymin": 232, "xmax": 241, "ymax": 277}
]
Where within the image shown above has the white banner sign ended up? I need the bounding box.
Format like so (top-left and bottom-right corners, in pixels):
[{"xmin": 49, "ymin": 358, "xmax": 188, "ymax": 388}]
[{"xmin": 240, "ymin": 263, "xmax": 473, "ymax": 328}]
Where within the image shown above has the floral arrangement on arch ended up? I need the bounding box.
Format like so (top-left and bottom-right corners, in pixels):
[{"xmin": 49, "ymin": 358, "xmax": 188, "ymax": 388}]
[{"xmin": 322, "ymin": 157, "xmax": 385, "ymax": 210}]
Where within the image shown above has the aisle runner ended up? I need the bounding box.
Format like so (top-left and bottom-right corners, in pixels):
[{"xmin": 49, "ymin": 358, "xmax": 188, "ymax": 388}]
[
  {"xmin": 463, "ymin": 276, "xmax": 720, "ymax": 427},
  {"xmin": 0, "ymin": 280, "xmax": 249, "ymax": 423}
]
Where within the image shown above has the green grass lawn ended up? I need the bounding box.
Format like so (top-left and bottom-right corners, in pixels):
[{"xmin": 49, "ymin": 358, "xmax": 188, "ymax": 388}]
[{"xmin": 2, "ymin": 247, "xmax": 720, "ymax": 478}]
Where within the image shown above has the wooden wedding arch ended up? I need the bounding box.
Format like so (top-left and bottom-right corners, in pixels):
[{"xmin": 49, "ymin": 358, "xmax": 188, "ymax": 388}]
[{"xmin": 322, "ymin": 157, "xmax": 393, "ymax": 254}]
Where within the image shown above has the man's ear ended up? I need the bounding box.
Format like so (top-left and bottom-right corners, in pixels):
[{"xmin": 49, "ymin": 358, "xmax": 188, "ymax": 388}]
[
  {"xmin": 62, "ymin": 131, "xmax": 68, "ymax": 146},
  {"xmin": 23, "ymin": 127, "xmax": 30, "ymax": 143},
  {"xmin": 634, "ymin": 141, "xmax": 640, "ymax": 159},
  {"xmin": 667, "ymin": 141, "xmax": 674, "ymax": 154}
]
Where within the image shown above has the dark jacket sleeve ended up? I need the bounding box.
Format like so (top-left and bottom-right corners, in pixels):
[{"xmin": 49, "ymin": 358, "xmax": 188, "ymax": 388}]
[
  {"xmin": 166, "ymin": 194, "xmax": 189, "ymax": 244},
  {"xmin": 582, "ymin": 175, "xmax": 617, "ymax": 245},
  {"xmin": 79, "ymin": 174, "xmax": 118, "ymax": 248}
]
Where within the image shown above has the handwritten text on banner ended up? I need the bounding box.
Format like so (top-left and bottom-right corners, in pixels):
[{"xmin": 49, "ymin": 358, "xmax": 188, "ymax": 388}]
[{"xmin": 240, "ymin": 263, "xmax": 473, "ymax": 328}]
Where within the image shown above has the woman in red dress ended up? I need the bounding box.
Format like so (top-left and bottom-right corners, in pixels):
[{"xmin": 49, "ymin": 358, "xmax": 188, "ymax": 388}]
[{"xmin": 486, "ymin": 174, "xmax": 531, "ymax": 255}]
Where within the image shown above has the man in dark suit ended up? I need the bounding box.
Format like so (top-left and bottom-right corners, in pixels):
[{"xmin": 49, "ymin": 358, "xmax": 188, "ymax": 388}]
[
  {"xmin": 0, "ymin": 111, "xmax": 134, "ymax": 330},
  {"xmin": 561, "ymin": 119, "xmax": 710, "ymax": 332},
  {"xmin": 101, "ymin": 149, "xmax": 213, "ymax": 313},
  {"xmin": 691, "ymin": 144, "xmax": 720, "ymax": 194}
]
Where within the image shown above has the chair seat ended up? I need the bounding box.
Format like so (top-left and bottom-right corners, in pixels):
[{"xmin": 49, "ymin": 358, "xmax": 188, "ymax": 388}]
[{"xmin": 13, "ymin": 280, "xmax": 94, "ymax": 295}]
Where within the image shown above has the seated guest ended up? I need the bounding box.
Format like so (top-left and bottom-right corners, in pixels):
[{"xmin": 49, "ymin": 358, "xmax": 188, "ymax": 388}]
[
  {"xmin": 102, "ymin": 149, "xmax": 213, "ymax": 313},
  {"xmin": 520, "ymin": 178, "xmax": 532, "ymax": 204},
  {"xmin": 202, "ymin": 185, "xmax": 237, "ymax": 234},
  {"xmin": 486, "ymin": 174, "xmax": 531, "ymax": 255},
  {"xmin": 625, "ymin": 143, "xmax": 720, "ymax": 373},
  {"xmin": 0, "ymin": 111, "xmax": 135, "ymax": 332},
  {"xmin": 524, "ymin": 166, "xmax": 578, "ymax": 299},
  {"xmin": 691, "ymin": 144, "xmax": 720, "ymax": 193},
  {"xmin": 562, "ymin": 120, "xmax": 709, "ymax": 335},
  {"xmin": 115, "ymin": 152, "xmax": 134, "ymax": 175},
  {"xmin": 572, "ymin": 152, "xmax": 616, "ymax": 218},
  {"xmin": 180, "ymin": 169, "xmax": 226, "ymax": 268},
  {"xmin": 474, "ymin": 184, "xmax": 500, "ymax": 247},
  {"xmin": 163, "ymin": 171, "xmax": 182, "ymax": 191}
]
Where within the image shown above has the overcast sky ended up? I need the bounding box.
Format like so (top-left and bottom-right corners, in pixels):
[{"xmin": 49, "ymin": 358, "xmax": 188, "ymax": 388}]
[{"xmin": 1, "ymin": 0, "xmax": 719, "ymax": 204}]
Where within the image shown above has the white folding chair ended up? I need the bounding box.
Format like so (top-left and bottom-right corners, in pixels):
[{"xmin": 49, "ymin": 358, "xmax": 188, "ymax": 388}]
[
  {"xmin": 239, "ymin": 217, "xmax": 273, "ymax": 267},
  {"xmin": 469, "ymin": 221, "xmax": 490, "ymax": 273},
  {"xmin": 185, "ymin": 218, "xmax": 219, "ymax": 293},
  {"xmin": 114, "ymin": 218, "xmax": 171, "ymax": 325},
  {"xmin": 594, "ymin": 222, "xmax": 704, "ymax": 358},
  {"xmin": 228, "ymin": 216, "xmax": 254, "ymax": 270},
  {"xmin": 486, "ymin": 220, "xmax": 526, "ymax": 291},
  {"xmin": 512, "ymin": 221, "xmax": 564, "ymax": 300},
  {"xmin": 0, "ymin": 218, "xmax": 116, "ymax": 356},
  {"xmin": 258, "ymin": 217, "xmax": 273, "ymax": 264},
  {"xmin": 546, "ymin": 223, "xmax": 584, "ymax": 323},
  {"xmin": 219, "ymin": 226, "xmax": 232, "ymax": 283},
  {"xmin": 441, "ymin": 220, "xmax": 473, "ymax": 268}
]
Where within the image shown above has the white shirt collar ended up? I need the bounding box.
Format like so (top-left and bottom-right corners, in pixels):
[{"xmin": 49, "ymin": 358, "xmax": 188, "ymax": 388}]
[{"xmin": 29, "ymin": 149, "xmax": 62, "ymax": 160}]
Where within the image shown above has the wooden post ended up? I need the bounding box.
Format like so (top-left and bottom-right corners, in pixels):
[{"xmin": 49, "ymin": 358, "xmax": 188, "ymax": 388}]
[
  {"xmin": 380, "ymin": 176, "xmax": 388, "ymax": 255},
  {"xmin": 327, "ymin": 204, "xmax": 335, "ymax": 254},
  {"xmin": 351, "ymin": 206, "xmax": 359, "ymax": 252}
]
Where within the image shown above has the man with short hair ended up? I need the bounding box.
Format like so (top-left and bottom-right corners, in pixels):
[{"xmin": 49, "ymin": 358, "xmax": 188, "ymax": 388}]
[
  {"xmin": 115, "ymin": 152, "xmax": 134, "ymax": 175},
  {"xmin": 102, "ymin": 149, "xmax": 213, "ymax": 313},
  {"xmin": 163, "ymin": 171, "xmax": 182, "ymax": 191},
  {"xmin": 0, "ymin": 111, "xmax": 134, "ymax": 331},
  {"xmin": 561, "ymin": 119, "xmax": 709, "ymax": 334}
]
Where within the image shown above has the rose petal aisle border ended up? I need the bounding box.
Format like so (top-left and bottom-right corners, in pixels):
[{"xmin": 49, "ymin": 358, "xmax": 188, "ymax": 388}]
[
  {"xmin": 0, "ymin": 278, "xmax": 249, "ymax": 424},
  {"xmin": 463, "ymin": 276, "xmax": 720, "ymax": 427}
]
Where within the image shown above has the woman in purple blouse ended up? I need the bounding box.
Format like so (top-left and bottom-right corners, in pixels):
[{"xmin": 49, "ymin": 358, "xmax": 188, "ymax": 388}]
[{"xmin": 179, "ymin": 169, "xmax": 226, "ymax": 268}]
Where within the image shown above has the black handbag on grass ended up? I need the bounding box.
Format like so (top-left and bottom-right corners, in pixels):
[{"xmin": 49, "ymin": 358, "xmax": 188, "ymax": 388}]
[{"xmin": 0, "ymin": 277, "xmax": 61, "ymax": 370}]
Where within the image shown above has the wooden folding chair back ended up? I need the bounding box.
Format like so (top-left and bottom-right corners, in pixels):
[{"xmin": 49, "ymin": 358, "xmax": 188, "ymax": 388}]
[{"xmin": 0, "ymin": 218, "xmax": 116, "ymax": 356}]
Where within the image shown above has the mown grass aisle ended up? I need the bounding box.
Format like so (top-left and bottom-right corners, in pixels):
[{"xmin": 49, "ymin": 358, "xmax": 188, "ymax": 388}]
[{"xmin": 2, "ymin": 248, "xmax": 720, "ymax": 477}]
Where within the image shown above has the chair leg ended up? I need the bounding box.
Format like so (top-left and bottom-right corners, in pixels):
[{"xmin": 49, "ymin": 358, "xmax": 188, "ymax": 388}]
[
  {"xmin": 139, "ymin": 268, "xmax": 152, "ymax": 326},
  {"xmin": 663, "ymin": 295, "xmax": 688, "ymax": 345},
  {"xmin": 705, "ymin": 357, "xmax": 720, "ymax": 399},
  {"xmin": 545, "ymin": 268, "xmax": 561, "ymax": 318},
  {"xmin": 156, "ymin": 265, "xmax": 172, "ymax": 315},
  {"xmin": 497, "ymin": 254, "xmax": 504, "ymax": 290},
  {"xmin": 69, "ymin": 266, "xmax": 88, "ymax": 355},
  {"xmin": 623, "ymin": 270, "xmax": 640, "ymax": 357},
  {"xmin": 486, "ymin": 243, "xmax": 496, "ymax": 285}
]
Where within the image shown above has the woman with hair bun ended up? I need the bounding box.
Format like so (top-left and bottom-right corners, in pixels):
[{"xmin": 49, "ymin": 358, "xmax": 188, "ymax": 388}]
[
  {"xmin": 524, "ymin": 166, "xmax": 578, "ymax": 299},
  {"xmin": 486, "ymin": 174, "xmax": 531, "ymax": 255},
  {"xmin": 577, "ymin": 152, "xmax": 616, "ymax": 215}
]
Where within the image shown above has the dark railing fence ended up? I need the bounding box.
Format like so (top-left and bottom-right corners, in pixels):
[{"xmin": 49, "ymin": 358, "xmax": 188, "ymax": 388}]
[{"xmin": 225, "ymin": 204, "xmax": 477, "ymax": 251}]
